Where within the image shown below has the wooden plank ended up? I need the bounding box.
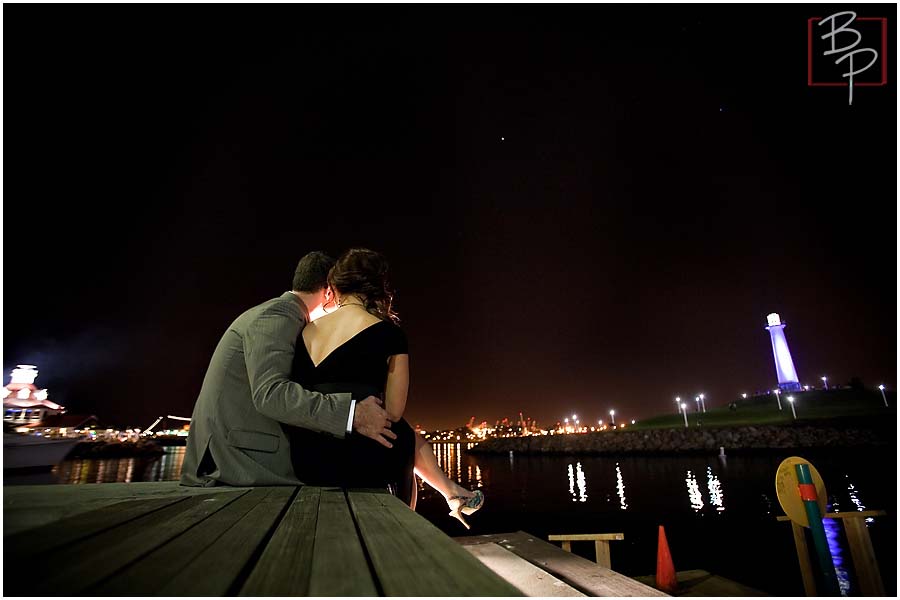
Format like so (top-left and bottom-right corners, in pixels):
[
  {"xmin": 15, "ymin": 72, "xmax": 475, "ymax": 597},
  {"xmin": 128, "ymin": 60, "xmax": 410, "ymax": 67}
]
[
  {"xmin": 464, "ymin": 542, "xmax": 586, "ymax": 596},
  {"xmin": 348, "ymin": 491, "xmax": 521, "ymax": 596},
  {"xmin": 790, "ymin": 521, "xmax": 816, "ymax": 596},
  {"xmin": 843, "ymin": 516, "xmax": 885, "ymax": 596},
  {"xmin": 308, "ymin": 489, "xmax": 378, "ymax": 597},
  {"xmin": 776, "ymin": 510, "xmax": 886, "ymax": 521},
  {"xmin": 3, "ymin": 481, "xmax": 244, "ymax": 537},
  {"xmin": 89, "ymin": 487, "xmax": 294, "ymax": 596},
  {"xmin": 19, "ymin": 489, "xmax": 248, "ymax": 596},
  {"xmin": 4, "ymin": 494, "xmax": 190, "ymax": 560},
  {"xmin": 239, "ymin": 486, "xmax": 321, "ymax": 596},
  {"xmin": 549, "ymin": 533, "xmax": 625, "ymax": 542},
  {"xmin": 456, "ymin": 532, "xmax": 667, "ymax": 597},
  {"xmin": 159, "ymin": 486, "xmax": 296, "ymax": 596}
]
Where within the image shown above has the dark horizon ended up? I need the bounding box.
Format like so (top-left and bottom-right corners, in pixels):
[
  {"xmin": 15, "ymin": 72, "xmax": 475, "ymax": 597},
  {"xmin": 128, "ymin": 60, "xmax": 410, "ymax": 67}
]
[{"xmin": 3, "ymin": 5, "xmax": 896, "ymax": 430}]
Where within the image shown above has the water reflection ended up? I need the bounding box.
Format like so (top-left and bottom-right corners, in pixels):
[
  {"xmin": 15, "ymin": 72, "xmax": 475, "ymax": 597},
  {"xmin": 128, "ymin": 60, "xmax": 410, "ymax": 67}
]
[
  {"xmin": 575, "ymin": 462, "xmax": 587, "ymax": 503},
  {"xmin": 845, "ymin": 475, "xmax": 874, "ymax": 525},
  {"xmin": 615, "ymin": 463, "xmax": 628, "ymax": 510},
  {"xmin": 51, "ymin": 447, "xmax": 185, "ymax": 484},
  {"xmin": 824, "ymin": 503, "xmax": 852, "ymax": 596},
  {"xmin": 686, "ymin": 470, "xmax": 704, "ymax": 512},
  {"xmin": 707, "ymin": 466, "xmax": 725, "ymax": 512}
]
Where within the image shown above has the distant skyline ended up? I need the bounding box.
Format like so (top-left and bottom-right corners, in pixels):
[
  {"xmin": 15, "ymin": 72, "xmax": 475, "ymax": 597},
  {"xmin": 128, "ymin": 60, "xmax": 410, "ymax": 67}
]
[{"xmin": 3, "ymin": 5, "xmax": 896, "ymax": 430}]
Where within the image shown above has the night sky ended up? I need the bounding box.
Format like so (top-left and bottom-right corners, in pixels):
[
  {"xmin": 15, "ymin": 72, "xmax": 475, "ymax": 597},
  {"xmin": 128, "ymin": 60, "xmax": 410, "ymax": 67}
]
[{"xmin": 3, "ymin": 5, "xmax": 896, "ymax": 430}]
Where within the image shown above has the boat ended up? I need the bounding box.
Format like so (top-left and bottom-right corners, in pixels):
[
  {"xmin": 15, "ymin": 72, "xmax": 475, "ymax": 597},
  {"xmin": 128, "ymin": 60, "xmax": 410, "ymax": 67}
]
[
  {"xmin": 3, "ymin": 427, "xmax": 80, "ymax": 470},
  {"xmin": 2, "ymin": 365, "xmax": 79, "ymax": 470}
]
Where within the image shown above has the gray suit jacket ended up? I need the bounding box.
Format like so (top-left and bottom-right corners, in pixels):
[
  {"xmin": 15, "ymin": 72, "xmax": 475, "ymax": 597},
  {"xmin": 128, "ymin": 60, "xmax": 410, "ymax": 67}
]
[{"xmin": 180, "ymin": 292, "xmax": 353, "ymax": 487}]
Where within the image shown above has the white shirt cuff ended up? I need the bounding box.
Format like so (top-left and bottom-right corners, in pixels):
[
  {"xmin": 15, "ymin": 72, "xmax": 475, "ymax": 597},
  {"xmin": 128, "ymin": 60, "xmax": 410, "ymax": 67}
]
[{"xmin": 346, "ymin": 399, "xmax": 356, "ymax": 434}]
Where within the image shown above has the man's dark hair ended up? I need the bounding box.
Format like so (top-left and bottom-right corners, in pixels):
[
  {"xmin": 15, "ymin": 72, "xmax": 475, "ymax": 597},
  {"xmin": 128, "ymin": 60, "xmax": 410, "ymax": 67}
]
[{"xmin": 292, "ymin": 251, "xmax": 335, "ymax": 292}]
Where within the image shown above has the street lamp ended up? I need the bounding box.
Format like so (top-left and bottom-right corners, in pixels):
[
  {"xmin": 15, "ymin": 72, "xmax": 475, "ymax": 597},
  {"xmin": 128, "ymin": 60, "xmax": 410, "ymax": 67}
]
[
  {"xmin": 741, "ymin": 393, "xmax": 747, "ymax": 399},
  {"xmin": 675, "ymin": 396, "xmax": 682, "ymax": 414},
  {"xmin": 787, "ymin": 396, "xmax": 797, "ymax": 420},
  {"xmin": 878, "ymin": 384, "xmax": 888, "ymax": 407},
  {"xmin": 773, "ymin": 388, "xmax": 782, "ymax": 410},
  {"xmin": 699, "ymin": 393, "xmax": 707, "ymax": 413},
  {"xmin": 609, "ymin": 410, "xmax": 616, "ymax": 426},
  {"xmin": 803, "ymin": 385, "xmax": 810, "ymax": 391},
  {"xmin": 822, "ymin": 376, "xmax": 828, "ymax": 390},
  {"xmin": 695, "ymin": 396, "xmax": 701, "ymax": 412},
  {"xmin": 680, "ymin": 403, "xmax": 688, "ymax": 428}
]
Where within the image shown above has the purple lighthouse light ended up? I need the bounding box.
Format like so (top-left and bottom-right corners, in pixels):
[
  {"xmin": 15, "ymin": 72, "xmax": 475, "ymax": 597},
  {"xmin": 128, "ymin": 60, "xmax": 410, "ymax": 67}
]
[{"xmin": 765, "ymin": 313, "xmax": 802, "ymax": 392}]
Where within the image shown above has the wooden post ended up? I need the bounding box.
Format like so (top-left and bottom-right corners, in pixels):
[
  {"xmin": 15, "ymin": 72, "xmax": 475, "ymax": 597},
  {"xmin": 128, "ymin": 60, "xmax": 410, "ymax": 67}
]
[
  {"xmin": 594, "ymin": 540, "xmax": 611, "ymax": 569},
  {"xmin": 548, "ymin": 533, "xmax": 623, "ymax": 568},
  {"xmin": 843, "ymin": 517, "xmax": 885, "ymax": 597},
  {"xmin": 790, "ymin": 521, "xmax": 817, "ymax": 597}
]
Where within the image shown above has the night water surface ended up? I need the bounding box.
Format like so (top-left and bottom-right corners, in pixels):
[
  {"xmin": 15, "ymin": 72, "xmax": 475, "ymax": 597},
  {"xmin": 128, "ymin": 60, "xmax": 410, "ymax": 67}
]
[{"xmin": 22, "ymin": 444, "xmax": 898, "ymax": 596}]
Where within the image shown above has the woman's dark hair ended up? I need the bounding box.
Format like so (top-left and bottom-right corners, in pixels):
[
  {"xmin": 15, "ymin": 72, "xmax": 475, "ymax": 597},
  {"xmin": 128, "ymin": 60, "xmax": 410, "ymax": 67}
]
[{"xmin": 328, "ymin": 248, "xmax": 399, "ymax": 323}]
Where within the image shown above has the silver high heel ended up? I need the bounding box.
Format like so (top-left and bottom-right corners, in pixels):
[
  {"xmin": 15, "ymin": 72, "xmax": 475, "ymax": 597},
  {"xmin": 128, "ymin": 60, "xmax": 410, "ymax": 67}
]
[{"xmin": 447, "ymin": 490, "xmax": 484, "ymax": 530}]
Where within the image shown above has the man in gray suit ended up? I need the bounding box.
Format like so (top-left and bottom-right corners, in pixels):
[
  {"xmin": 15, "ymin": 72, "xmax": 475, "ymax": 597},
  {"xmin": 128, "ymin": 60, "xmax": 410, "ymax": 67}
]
[{"xmin": 181, "ymin": 251, "xmax": 396, "ymax": 487}]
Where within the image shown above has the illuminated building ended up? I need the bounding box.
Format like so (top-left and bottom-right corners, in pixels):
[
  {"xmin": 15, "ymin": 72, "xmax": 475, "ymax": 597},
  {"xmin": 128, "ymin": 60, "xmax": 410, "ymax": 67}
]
[
  {"xmin": 764, "ymin": 313, "xmax": 802, "ymax": 392},
  {"xmin": 2, "ymin": 365, "xmax": 65, "ymax": 425}
]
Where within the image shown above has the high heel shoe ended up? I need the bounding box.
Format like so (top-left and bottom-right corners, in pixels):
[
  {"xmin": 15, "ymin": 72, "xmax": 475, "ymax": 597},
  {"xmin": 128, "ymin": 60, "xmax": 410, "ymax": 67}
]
[{"xmin": 446, "ymin": 490, "xmax": 484, "ymax": 530}]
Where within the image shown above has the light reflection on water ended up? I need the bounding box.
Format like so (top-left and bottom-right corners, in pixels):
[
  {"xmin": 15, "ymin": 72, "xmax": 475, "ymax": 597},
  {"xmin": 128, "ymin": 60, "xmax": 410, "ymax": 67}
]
[
  {"xmin": 50, "ymin": 447, "xmax": 185, "ymax": 484},
  {"xmin": 686, "ymin": 470, "xmax": 704, "ymax": 512},
  {"xmin": 707, "ymin": 466, "xmax": 724, "ymax": 512},
  {"xmin": 824, "ymin": 507, "xmax": 852, "ymax": 596},
  {"xmin": 615, "ymin": 463, "xmax": 628, "ymax": 510}
]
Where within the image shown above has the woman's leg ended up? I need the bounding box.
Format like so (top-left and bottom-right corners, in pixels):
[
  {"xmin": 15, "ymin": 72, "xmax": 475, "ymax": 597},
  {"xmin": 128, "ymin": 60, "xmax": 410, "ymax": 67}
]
[{"xmin": 412, "ymin": 433, "xmax": 474, "ymax": 501}]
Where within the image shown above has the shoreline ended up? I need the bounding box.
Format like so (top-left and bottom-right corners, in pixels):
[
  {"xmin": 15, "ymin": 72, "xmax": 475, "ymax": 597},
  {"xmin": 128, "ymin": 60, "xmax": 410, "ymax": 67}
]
[{"xmin": 466, "ymin": 420, "xmax": 895, "ymax": 456}]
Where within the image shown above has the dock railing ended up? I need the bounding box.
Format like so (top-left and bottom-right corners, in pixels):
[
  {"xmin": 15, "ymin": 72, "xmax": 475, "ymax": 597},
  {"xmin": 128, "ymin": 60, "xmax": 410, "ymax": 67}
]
[{"xmin": 548, "ymin": 532, "xmax": 625, "ymax": 569}]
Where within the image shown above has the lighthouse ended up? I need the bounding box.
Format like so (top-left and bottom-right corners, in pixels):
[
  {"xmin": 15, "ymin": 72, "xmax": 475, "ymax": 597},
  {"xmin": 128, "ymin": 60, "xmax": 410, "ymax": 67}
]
[{"xmin": 765, "ymin": 313, "xmax": 802, "ymax": 392}]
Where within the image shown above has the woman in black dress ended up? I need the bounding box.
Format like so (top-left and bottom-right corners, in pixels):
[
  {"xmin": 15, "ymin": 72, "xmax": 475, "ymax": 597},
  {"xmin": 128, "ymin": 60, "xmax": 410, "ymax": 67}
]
[{"xmin": 285, "ymin": 248, "xmax": 483, "ymax": 527}]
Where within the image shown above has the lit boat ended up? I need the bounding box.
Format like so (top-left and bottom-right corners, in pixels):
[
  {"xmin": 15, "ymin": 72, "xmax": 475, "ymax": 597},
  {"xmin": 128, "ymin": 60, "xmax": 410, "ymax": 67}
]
[{"xmin": 2, "ymin": 365, "xmax": 78, "ymax": 470}]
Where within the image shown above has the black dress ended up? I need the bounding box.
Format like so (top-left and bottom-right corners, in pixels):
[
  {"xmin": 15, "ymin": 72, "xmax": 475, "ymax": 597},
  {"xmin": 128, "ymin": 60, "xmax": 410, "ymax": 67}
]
[{"xmin": 284, "ymin": 320, "xmax": 416, "ymax": 504}]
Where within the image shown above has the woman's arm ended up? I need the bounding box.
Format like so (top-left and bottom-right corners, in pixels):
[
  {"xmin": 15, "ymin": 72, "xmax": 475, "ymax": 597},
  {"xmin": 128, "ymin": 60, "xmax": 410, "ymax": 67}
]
[{"xmin": 385, "ymin": 354, "xmax": 409, "ymax": 422}]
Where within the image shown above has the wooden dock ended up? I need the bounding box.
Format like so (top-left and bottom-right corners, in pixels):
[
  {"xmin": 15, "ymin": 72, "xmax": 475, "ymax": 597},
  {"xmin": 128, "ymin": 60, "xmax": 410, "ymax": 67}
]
[
  {"xmin": 456, "ymin": 532, "xmax": 666, "ymax": 597},
  {"xmin": 4, "ymin": 482, "xmax": 521, "ymax": 596}
]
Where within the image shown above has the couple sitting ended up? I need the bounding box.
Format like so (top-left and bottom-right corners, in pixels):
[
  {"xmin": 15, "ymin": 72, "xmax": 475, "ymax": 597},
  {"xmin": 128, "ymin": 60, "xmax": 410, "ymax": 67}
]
[{"xmin": 180, "ymin": 248, "xmax": 483, "ymax": 528}]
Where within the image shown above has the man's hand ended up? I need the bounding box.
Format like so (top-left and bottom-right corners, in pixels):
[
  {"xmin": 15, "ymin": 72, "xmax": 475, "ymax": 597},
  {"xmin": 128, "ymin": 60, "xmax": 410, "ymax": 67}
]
[{"xmin": 353, "ymin": 396, "xmax": 397, "ymax": 448}]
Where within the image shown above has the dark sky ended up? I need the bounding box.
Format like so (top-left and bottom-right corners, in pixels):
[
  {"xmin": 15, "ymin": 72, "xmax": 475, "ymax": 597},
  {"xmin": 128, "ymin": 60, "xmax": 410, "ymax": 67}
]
[{"xmin": 4, "ymin": 5, "xmax": 896, "ymax": 430}]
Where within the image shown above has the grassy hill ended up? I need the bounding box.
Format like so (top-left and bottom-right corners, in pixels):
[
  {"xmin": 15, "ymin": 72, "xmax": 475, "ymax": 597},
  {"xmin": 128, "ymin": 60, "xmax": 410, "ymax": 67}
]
[{"xmin": 628, "ymin": 388, "xmax": 895, "ymax": 431}]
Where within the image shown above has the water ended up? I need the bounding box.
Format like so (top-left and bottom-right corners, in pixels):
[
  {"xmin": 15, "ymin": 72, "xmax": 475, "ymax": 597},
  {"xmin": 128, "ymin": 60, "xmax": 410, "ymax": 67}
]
[{"xmin": 19, "ymin": 444, "xmax": 896, "ymax": 596}]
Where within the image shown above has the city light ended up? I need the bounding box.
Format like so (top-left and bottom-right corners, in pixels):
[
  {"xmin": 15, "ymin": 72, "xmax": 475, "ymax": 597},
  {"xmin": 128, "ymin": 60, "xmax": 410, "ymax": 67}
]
[
  {"xmin": 609, "ymin": 409, "xmax": 615, "ymax": 426},
  {"xmin": 822, "ymin": 376, "xmax": 828, "ymax": 390},
  {"xmin": 878, "ymin": 384, "xmax": 888, "ymax": 407},
  {"xmin": 773, "ymin": 388, "xmax": 782, "ymax": 410},
  {"xmin": 675, "ymin": 397, "xmax": 681, "ymax": 414},
  {"xmin": 787, "ymin": 395, "xmax": 797, "ymax": 420},
  {"xmin": 741, "ymin": 393, "xmax": 747, "ymax": 399},
  {"xmin": 680, "ymin": 403, "xmax": 688, "ymax": 428}
]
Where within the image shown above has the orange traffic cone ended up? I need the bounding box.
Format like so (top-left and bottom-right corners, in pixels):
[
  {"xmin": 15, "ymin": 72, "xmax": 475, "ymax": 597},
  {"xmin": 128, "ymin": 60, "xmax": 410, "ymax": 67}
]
[{"xmin": 656, "ymin": 525, "xmax": 677, "ymax": 594}]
